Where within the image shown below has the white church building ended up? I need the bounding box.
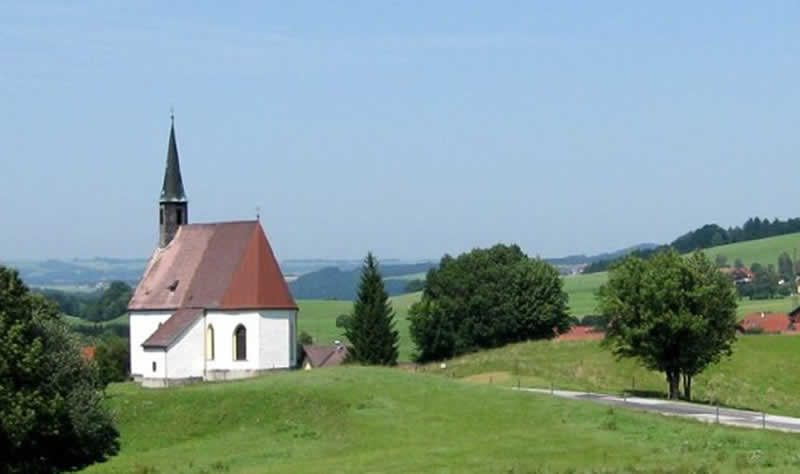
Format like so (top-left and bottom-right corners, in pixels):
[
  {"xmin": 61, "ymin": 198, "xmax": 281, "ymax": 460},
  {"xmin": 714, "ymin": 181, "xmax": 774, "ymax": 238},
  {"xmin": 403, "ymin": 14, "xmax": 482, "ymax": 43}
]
[{"xmin": 128, "ymin": 118, "xmax": 298, "ymax": 388}]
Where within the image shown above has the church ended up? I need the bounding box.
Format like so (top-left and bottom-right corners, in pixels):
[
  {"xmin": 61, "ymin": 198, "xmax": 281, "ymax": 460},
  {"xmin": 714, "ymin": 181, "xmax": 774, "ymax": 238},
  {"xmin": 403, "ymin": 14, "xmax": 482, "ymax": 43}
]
[{"xmin": 128, "ymin": 118, "xmax": 298, "ymax": 388}]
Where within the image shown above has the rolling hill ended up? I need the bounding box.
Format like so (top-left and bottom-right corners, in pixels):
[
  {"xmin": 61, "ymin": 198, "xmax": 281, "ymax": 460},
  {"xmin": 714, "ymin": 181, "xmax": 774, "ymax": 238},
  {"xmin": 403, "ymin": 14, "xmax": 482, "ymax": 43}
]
[
  {"xmin": 563, "ymin": 231, "xmax": 800, "ymax": 318},
  {"xmin": 82, "ymin": 366, "xmax": 799, "ymax": 473},
  {"xmin": 424, "ymin": 336, "xmax": 800, "ymax": 419}
]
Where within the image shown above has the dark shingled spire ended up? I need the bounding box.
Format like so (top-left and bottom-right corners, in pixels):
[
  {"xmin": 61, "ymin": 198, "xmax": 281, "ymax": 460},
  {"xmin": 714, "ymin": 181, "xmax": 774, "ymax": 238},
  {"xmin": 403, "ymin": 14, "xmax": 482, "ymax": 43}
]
[{"xmin": 160, "ymin": 116, "xmax": 187, "ymax": 202}]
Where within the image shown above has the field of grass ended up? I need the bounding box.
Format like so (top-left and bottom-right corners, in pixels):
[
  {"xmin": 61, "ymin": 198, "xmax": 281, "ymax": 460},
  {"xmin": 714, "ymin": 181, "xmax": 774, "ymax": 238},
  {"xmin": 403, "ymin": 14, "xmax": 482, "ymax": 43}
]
[
  {"xmin": 427, "ymin": 336, "xmax": 800, "ymax": 418},
  {"xmin": 562, "ymin": 271, "xmax": 607, "ymax": 317},
  {"xmin": 83, "ymin": 366, "xmax": 800, "ymax": 473},
  {"xmin": 297, "ymin": 292, "xmax": 420, "ymax": 361},
  {"xmin": 704, "ymin": 232, "xmax": 800, "ymax": 268},
  {"xmin": 298, "ymin": 284, "xmax": 798, "ymax": 364}
]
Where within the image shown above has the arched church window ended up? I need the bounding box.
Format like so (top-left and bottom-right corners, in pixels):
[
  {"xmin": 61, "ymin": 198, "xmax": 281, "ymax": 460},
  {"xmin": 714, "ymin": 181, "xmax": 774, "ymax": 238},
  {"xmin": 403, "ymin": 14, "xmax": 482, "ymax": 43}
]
[
  {"xmin": 206, "ymin": 324, "xmax": 215, "ymax": 361},
  {"xmin": 152, "ymin": 361, "xmax": 157, "ymax": 372},
  {"xmin": 233, "ymin": 325, "xmax": 247, "ymax": 361}
]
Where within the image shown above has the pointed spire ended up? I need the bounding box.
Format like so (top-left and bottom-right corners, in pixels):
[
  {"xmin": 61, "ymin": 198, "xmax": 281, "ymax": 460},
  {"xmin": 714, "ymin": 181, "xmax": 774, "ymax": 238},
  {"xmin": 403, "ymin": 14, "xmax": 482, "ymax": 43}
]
[{"xmin": 160, "ymin": 115, "xmax": 187, "ymax": 202}]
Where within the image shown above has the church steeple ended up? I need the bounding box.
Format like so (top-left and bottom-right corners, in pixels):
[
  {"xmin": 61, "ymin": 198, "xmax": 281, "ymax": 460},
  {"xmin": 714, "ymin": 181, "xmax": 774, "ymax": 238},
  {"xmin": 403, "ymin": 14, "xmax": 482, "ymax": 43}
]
[{"xmin": 159, "ymin": 115, "xmax": 188, "ymax": 247}]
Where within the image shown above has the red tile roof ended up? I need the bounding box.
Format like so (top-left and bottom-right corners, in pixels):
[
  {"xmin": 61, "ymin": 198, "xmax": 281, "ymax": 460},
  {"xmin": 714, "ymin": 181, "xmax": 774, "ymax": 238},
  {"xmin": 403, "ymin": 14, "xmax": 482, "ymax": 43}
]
[
  {"xmin": 556, "ymin": 325, "xmax": 605, "ymax": 341},
  {"xmin": 738, "ymin": 312, "xmax": 791, "ymax": 334},
  {"xmin": 129, "ymin": 221, "xmax": 296, "ymax": 311},
  {"xmin": 302, "ymin": 344, "xmax": 349, "ymax": 368},
  {"xmin": 142, "ymin": 308, "xmax": 204, "ymax": 348},
  {"xmin": 81, "ymin": 345, "xmax": 95, "ymax": 361}
]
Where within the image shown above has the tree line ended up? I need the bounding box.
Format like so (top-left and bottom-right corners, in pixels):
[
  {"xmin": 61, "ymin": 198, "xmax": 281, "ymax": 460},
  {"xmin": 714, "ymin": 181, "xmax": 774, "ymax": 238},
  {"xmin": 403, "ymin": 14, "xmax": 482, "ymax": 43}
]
[
  {"xmin": 35, "ymin": 281, "xmax": 133, "ymax": 322},
  {"xmin": 584, "ymin": 216, "xmax": 800, "ymax": 273}
]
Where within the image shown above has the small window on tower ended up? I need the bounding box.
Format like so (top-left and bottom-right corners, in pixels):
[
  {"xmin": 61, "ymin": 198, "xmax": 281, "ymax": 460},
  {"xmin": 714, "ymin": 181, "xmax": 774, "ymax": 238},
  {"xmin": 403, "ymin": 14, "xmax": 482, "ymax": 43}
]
[
  {"xmin": 176, "ymin": 208, "xmax": 183, "ymax": 224},
  {"xmin": 160, "ymin": 208, "xmax": 164, "ymax": 225},
  {"xmin": 152, "ymin": 361, "xmax": 157, "ymax": 372}
]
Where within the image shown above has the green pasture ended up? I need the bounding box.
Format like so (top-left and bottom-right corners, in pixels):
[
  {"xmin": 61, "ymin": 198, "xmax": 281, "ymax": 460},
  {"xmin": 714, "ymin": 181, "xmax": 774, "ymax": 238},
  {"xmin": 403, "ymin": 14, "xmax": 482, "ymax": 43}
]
[
  {"xmin": 428, "ymin": 335, "xmax": 800, "ymax": 418},
  {"xmin": 83, "ymin": 366, "xmax": 800, "ymax": 473},
  {"xmin": 297, "ymin": 292, "xmax": 420, "ymax": 361},
  {"xmin": 703, "ymin": 232, "xmax": 800, "ymax": 268}
]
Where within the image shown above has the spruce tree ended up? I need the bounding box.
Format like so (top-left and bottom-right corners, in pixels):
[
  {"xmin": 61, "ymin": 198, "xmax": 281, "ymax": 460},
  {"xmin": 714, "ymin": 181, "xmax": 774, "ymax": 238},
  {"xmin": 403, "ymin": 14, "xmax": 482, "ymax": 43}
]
[{"xmin": 344, "ymin": 253, "xmax": 399, "ymax": 365}]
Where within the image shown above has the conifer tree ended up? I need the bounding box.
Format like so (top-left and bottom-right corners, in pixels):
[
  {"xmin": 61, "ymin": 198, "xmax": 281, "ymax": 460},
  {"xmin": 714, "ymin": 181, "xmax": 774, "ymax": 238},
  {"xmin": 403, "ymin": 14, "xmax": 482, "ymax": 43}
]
[{"xmin": 344, "ymin": 253, "xmax": 399, "ymax": 365}]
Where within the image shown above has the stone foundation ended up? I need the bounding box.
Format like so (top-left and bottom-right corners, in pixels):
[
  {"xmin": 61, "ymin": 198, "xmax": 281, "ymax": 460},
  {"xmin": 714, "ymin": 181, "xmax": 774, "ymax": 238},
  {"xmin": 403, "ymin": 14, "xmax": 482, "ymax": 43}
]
[
  {"xmin": 141, "ymin": 376, "xmax": 202, "ymax": 389},
  {"xmin": 137, "ymin": 368, "xmax": 291, "ymax": 388}
]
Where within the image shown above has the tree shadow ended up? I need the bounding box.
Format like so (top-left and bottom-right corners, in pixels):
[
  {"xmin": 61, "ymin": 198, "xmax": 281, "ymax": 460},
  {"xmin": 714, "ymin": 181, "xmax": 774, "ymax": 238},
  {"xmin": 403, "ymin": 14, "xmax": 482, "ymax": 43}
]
[
  {"xmin": 622, "ymin": 389, "xmax": 771, "ymax": 414},
  {"xmin": 625, "ymin": 389, "xmax": 667, "ymax": 399}
]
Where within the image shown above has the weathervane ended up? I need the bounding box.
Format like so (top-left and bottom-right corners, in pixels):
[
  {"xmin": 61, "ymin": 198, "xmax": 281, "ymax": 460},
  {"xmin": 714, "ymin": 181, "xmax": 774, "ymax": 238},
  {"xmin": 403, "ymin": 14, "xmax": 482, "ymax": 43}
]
[
  {"xmin": 170, "ymin": 107, "xmax": 174, "ymax": 124},
  {"xmin": 256, "ymin": 206, "xmax": 261, "ymax": 221}
]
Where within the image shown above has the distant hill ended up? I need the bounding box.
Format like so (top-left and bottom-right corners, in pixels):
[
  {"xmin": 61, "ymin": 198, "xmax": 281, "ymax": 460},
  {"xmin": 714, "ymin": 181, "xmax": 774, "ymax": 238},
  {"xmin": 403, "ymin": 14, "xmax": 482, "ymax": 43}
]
[
  {"xmin": 289, "ymin": 262, "xmax": 435, "ymax": 300},
  {"xmin": 2, "ymin": 258, "xmax": 147, "ymax": 287},
  {"xmin": 546, "ymin": 243, "xmax": 659, "ymax": 266}
]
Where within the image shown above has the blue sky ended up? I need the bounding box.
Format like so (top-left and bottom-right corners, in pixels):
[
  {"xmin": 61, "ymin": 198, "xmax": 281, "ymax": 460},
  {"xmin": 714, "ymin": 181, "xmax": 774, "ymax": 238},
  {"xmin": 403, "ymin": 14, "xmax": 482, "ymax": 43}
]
[{"xmin": 2, "ymin": 1, "xmax": 799, "ymax": 261}]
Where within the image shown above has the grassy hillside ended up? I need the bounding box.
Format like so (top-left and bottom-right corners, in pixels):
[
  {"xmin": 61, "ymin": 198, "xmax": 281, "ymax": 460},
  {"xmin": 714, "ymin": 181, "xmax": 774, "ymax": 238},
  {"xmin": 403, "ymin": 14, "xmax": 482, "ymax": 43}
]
[
  {"xmin": 561, "ymin": 232, "xmax": 800, "ymax": 318},
  {"xmin": 704, "ymin": 232, "xmax": 800, "ymax": 268},
  {"xmin": 427, "ymin": 336, "xmax": 800, "ymax": 418},
  {"xmin": 299, "ymin": 286, "xmax": 798, "ymax": 363},
  {"xmin": 562, "ymin": 271, "xmax": 607, "ymax": 317},
  {"xmin": 83, "ymin": 367, "xmax": 800, "ymax": 473},
  {"xmin": 297, "ymin": 292, "xmax": 420, "ymax": 361}
]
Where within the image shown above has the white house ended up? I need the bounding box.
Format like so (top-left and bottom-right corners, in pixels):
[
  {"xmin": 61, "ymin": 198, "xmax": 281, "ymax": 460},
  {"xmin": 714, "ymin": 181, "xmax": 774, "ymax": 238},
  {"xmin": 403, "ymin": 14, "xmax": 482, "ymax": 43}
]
[{"xmin": 128, "ymin": 118, "xmax": 298, "ymax": 388}]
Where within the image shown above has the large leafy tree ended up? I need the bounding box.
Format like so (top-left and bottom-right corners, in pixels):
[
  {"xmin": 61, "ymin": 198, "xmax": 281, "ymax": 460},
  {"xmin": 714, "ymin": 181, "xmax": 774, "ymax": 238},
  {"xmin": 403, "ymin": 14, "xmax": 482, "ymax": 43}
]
[
  {"xmin": 597, "ymin": 250, "xmax": 738, "ymax": 400},
  {"xmin": 344, "ymin": 253, "xmax": 399, "ymax": 365},
  {"xmin": 0, "ymin": 266, "xmax": 119, "ymax": 473},
  {"xmin": 409, "ymin": 244, "xmax": 570, "ymax": 362}
]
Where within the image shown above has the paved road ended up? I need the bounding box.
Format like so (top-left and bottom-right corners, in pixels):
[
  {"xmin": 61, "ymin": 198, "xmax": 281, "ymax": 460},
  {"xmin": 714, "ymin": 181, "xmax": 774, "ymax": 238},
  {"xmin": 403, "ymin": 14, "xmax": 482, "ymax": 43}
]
[{"xmin": 515, "ymin": 387, "xmax": 800, "ymax": 433}]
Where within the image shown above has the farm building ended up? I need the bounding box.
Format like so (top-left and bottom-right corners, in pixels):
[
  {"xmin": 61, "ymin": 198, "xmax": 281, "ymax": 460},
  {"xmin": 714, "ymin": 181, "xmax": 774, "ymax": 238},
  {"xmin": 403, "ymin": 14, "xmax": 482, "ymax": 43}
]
[
  {"xmin": 301, "ymin": 343, "xmax": 349, "ymax": 369},
  {"xmin": 737, "ymin": 312, "xmax": 793, "ymax": 334},
  {"xmin": 556, "ymin": 325, "xmax": 605, "ymax": 341},
  {"xmin": 128, "ymin": 118, "xmax": 298, "ymax": 388}
]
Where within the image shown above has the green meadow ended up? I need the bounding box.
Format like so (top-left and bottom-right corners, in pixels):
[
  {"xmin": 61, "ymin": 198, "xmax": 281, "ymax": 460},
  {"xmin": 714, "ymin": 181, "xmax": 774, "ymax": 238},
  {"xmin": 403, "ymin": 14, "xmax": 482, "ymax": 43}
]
[
  {"xmin": 297, "ymin": 292, "xmax": 420, "ymax": 361},
  {"xmin": 559, "ymin": 231, "xmax": 800, "ymax": 318},
  {"xmin": 704, "ymin": 232, "xmax": 800, "ymax": 268},
  {"xmin": 426, "ymin": 336, "xmax": 800, "ymax": 418},
  {"xmin": 83, "ymin": 366, "xmax": 800, "ymax": 473},
  {"xmin": 297, "ymin": 281, "xmax": 797, "ymax": 363}
]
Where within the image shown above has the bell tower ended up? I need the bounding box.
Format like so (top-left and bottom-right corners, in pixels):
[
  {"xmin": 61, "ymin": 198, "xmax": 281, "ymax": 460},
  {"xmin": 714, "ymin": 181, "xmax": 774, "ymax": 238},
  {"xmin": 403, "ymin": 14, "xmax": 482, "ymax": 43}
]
[{"xmin": 159, "ymin": 114, "xmax": 188, "ymax": 247}]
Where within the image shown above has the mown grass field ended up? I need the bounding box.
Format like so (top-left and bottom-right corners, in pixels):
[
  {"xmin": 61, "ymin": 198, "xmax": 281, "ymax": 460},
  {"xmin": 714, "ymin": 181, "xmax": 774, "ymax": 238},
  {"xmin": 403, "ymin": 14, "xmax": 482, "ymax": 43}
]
[
  {"xmin": 298, "ymin": 289, "xmax": 797, "ymax": 362},
  {"xmin": 562, "ymin": 271, "xmax": 608, "ymax": 317},
  {"xmin": 297, "ymin": 293, "xmax": 420, "ymax": 361},
  {"xmin": 83, "ymin": 366, "xmax": 800, "ymax": 473},
  {"xmin": 427, "ymin": 336, "xmax": 800, "ymax": 418}
]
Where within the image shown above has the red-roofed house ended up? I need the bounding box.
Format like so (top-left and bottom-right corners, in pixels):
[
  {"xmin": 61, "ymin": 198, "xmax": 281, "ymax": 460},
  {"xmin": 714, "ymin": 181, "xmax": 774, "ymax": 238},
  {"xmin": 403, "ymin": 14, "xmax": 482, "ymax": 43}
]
[
  {"xmin": 556, "ymin": 325, "xmax": 605, "ymax": 342},
  {"xmin": 128, "ymin": 120, "xmax": 298, "ymax": 388},
  {"xmin": 737, "ymin": 312, "xmax": 793, "ymax": 334},
  {"xmin": 301, "ymin": 343, "xmax": 349, "ymax": 369}
]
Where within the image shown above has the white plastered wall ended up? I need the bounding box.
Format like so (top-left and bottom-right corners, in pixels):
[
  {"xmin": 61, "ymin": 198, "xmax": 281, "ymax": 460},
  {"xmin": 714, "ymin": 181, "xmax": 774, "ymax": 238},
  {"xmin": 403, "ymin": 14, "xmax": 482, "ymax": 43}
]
[
  {"xmin": 205, "ymin": 311, "xmax": 262, "ymax": 371},
  {"xmin": 129, "ymin": 311, "xmax": 173, "ymax": 377},
  {"xmin": 259, "ymin": 310, "xmax": 296, "ymax": 369},
  {"xmin": 204, "ymin": 309, "xmax": 296, "ymax": 371},
  {"xmin": 165, "ymin": 317, "xmax": 205, "ymax": 379},
  {"xmin": 142, "ymin": 348, "xmax": 167, "ymax": 378}
]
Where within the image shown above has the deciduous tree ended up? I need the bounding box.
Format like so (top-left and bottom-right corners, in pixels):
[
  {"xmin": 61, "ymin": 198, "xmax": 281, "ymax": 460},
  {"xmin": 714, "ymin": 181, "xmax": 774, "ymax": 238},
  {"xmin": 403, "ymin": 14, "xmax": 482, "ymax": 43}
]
[
  {"xmin": 409, "ymin": 244, "xmax": 570, "ymax": 362},
  {"xmin": 597, "ymin": 250, "xmax": 738, "ymax": 400},
  {"xmin": 0, "ymin": 266, "xmax": 119, "ymax": 473}
]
